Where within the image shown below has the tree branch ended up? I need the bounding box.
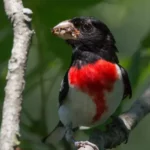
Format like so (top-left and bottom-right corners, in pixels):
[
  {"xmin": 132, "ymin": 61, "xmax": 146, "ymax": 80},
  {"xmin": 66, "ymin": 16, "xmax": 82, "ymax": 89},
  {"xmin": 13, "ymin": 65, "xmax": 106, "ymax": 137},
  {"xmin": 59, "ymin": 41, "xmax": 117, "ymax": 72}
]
[
  {"xmin": 77, "ymin": 86, "xmax": 150, "ymax": 150},
  {"xmin": 0, "ymin": 0, "xmax": 33, "ymax": 150}
]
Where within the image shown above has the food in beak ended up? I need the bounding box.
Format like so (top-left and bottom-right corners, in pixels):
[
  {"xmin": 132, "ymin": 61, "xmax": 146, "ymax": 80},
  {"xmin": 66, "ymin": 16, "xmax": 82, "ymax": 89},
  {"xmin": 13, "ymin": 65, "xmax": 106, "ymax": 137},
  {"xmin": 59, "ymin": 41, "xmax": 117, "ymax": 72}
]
[{"xmin": 51, "ymin": 20, "xmax": 80, "ymax": 39}]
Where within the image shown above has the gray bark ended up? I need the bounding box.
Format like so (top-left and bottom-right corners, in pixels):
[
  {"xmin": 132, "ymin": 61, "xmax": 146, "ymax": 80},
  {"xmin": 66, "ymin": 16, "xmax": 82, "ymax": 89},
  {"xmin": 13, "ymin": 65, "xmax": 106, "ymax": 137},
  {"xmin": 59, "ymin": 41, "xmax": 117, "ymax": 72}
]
[{"xmin": 0, "ymin": 0, "xmax": 33, "ymax": 150}]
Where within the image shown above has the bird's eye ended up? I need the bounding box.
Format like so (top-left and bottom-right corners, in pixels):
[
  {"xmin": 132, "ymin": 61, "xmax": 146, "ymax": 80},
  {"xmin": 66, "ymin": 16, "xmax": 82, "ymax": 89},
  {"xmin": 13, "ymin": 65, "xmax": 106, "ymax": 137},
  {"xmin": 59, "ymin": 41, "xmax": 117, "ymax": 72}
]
[{"xmin": 81, "ymin": 24, "xmax": 93, "ymax": 32}]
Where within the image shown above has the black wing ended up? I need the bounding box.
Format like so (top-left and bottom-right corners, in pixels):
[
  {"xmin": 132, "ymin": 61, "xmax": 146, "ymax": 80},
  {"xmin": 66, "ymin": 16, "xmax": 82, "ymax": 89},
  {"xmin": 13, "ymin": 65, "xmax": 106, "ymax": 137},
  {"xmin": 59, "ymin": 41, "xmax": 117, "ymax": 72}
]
[
  {"xmin": 59, "ymin": 70, "xmax": 69, "ymax": 106},
  {"xmin": 119, "ymin": 65, "xmax": 132, "ymax": 100}
]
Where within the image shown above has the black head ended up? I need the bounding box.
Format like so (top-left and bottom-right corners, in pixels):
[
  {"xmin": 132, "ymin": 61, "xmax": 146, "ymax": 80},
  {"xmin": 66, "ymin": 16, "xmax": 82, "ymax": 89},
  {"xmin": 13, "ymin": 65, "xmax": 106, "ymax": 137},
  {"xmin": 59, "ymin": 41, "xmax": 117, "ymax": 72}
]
[
  {"xmin": 69, "ymin": 17, "xmax": 115, "ymax": 46},
  {"xmin": 52, "ymin": 16, "xmax": 119, "ymax": 63}
]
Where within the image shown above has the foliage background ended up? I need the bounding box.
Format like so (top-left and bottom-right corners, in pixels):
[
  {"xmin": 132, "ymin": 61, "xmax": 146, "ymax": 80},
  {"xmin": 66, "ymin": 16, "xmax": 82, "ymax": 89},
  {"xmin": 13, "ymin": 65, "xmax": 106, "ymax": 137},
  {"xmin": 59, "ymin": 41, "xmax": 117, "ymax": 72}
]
[{"xmin": 1, "ymin": 0, "xmax": 150, "ymax": 149}]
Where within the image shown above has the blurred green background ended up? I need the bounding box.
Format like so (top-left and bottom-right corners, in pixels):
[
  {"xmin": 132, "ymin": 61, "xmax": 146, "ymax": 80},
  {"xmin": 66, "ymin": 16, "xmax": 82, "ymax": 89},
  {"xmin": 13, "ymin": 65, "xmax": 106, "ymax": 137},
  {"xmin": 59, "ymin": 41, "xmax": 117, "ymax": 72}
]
[{"xmin": 1, "ymin": 0, "xmax": 150, "ymax": 149}]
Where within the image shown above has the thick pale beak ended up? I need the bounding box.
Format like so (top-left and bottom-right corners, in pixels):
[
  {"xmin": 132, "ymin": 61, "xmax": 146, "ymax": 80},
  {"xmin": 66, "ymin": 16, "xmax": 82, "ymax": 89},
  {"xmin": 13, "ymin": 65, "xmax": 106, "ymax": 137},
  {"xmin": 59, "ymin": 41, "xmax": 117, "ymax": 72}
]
[{"xmin": 51, "ymin": 20, "xmax": 80, "ymax": 40}]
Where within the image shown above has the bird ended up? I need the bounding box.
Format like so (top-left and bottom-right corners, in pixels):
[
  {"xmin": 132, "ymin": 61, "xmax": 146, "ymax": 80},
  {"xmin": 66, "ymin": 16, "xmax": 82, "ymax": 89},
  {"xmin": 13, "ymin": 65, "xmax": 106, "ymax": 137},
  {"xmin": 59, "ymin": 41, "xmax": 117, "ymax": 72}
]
[{"xmin": 43, "ymin": 16, "xmax": 132, "ymax": 149}]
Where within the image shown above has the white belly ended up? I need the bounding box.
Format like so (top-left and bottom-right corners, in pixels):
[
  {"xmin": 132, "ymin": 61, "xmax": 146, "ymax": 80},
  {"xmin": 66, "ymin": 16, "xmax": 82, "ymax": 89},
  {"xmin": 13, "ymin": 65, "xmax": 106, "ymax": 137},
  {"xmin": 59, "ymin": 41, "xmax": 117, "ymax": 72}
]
[
  {"xmin": 58, "ymin": 87, "xmax": 96, "ymax": 128},
  {"xmin": 58, "ymin": 65, "xmax": 124, "ymax": 128}
]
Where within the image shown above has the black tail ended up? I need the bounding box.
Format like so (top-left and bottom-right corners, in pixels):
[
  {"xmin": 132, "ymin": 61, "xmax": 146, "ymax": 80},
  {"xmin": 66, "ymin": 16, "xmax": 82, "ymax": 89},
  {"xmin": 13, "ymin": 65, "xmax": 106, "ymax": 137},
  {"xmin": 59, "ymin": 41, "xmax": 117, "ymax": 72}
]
[{"xmin": 42, "ymin": 121, "xmax": 66, "ymax": 145}]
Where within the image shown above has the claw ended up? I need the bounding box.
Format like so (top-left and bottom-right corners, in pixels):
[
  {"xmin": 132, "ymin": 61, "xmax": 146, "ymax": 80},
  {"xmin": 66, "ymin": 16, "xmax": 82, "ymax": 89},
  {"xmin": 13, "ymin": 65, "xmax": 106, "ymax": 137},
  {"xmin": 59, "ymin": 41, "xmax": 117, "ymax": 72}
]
[{"xmin": 75, "ymin": 141, "xmax": 99, "ymax": 150}]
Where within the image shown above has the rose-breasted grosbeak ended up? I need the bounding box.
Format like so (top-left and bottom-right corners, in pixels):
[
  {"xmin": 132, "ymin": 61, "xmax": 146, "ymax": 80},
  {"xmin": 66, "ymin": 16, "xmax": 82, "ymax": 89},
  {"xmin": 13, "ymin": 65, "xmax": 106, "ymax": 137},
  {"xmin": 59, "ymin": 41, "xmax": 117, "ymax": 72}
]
[{"xmin": 43, "ymin": 16, "xmax": 132, "ymax": 148}]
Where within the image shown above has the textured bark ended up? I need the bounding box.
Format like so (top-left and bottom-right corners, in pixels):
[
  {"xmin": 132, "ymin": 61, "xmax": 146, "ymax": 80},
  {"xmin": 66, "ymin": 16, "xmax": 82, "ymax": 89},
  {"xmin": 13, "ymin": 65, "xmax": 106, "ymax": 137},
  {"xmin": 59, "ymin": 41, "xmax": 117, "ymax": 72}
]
[
  {"xmin": 0, "ymin": 0, "xmax": 33, "ymax": 150},
  {"xmin": 77, "ymin": 86, "xmax": 150, "ymax": 150}
]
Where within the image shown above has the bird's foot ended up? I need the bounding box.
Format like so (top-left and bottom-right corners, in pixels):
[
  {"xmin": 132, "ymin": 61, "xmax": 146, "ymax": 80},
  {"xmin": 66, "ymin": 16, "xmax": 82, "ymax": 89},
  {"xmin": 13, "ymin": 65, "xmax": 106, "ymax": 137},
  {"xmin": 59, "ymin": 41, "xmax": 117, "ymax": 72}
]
[
  {"xmin": 65, "ymin": 124, "xmax": 75, "ymax": 143},
  {"xmin": 65, "ymin": 124, "xmax": 99, "ymax": 149},
  {"xmin": 75, "ymin": 141, "xmax": 99, "ymax": 150}
]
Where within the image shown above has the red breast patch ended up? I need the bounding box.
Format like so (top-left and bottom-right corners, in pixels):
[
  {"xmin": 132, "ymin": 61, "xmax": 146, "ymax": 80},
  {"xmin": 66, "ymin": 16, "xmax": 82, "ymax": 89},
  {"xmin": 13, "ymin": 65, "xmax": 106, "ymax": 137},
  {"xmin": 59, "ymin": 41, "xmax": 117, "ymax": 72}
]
[{"xmin": 68, "ymin": 59, "xmax": 119, "ymax": 122}]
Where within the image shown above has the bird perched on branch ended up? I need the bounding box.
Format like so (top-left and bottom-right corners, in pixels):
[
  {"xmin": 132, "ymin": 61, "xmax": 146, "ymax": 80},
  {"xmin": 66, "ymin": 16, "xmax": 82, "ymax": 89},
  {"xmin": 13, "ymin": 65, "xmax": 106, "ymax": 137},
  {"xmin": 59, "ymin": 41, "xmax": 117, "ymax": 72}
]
[{"xmin": 43, "ymin": 16, "xmax": 132, "ymax": 149}]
